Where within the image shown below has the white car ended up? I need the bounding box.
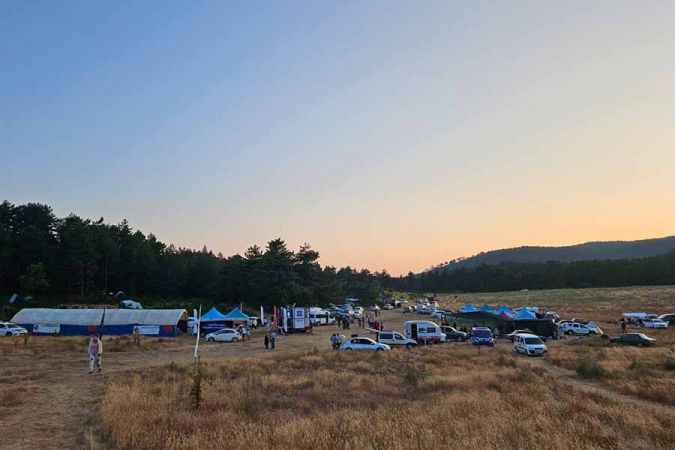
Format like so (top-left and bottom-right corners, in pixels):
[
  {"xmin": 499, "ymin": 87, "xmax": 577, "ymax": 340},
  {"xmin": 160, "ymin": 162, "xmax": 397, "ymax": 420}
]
[
  {"xmin": 559, "ymin": 322, "xmax": 601, "ymax": 336},
  {"xmin": 513, "ymin": 333, "xmax": 547, "ymax": 356},
  {"xmin": 0, "ymin": 322, "xmax": 28, "ymax": 336},
  {"xmin": 383, "ymin": 304, "xmax": 394, "ymax": 310},
  {"xmin": 204, "ymin": 328, "xmax": 242, "ymax": 342},
  {"xmin": 340, "ymin": 337, "xmax": 391, "ymax": 352},
  {"xmin": 641, "ymin": 318, "xmax": 668, "ymax": 329}
]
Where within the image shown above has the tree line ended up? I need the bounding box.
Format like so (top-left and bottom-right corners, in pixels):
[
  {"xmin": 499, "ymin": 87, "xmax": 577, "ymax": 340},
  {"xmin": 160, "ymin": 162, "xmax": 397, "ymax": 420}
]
[
  {"xmin": 389, "ymin": 252, "xmax": 675, "ymax": 293},
  {"xmin": 0, "ymin": 201, "xmax": 389, "ymax": 307}
]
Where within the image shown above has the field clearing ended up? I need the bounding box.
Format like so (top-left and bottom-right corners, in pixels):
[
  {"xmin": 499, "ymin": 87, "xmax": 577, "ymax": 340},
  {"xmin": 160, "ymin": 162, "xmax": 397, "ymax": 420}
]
[
  {"xmin": 1, "ymin": 285, "xmax": 674, "ymax": 449},
  {"xmin": 433, "ymin": 285, "xmax": 675, "ymax": 407}
]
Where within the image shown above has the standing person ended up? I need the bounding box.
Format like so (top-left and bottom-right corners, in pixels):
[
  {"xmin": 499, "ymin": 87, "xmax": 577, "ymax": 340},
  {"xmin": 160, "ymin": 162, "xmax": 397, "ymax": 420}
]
[
  {"xmin": 620, "ymin": 318, "xmax": 627, "ymax": 334},
  {"xmin": 132, "ymin": 326, "xmax": 140, "ymax": 346},
  {"xmin": 88, "ymin": 334, "xmax": 103, "ymax": 374},
  {"xmin": 270, "ymin": 329, "xmax": 277, "ymax": 350},
  {"xmin": 264, "ymin": 333, "xmax": 269, "ymax": 350}
]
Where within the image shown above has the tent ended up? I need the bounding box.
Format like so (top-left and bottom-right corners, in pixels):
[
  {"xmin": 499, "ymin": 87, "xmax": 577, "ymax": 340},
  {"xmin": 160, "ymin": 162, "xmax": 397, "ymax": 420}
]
[
  {"xmin": 514, "ymin": 309, "xmax": 537, "ymax": 320},
  {"xmin": 497, "ymin": 305, "xmax": 515, "ymax": 317},
  {"xmin": 11, "ymin": 308, "xmax": 186, "ymax": 336},
  {"xmin": 458, "ymin": 304, "xmax": 478, "ymax": 313},
  {"xmin": 199, "ymin": 307, "xmax": 228, "ymax": 333},
  {"xmin": 479, "ymin": 304, "xmax": 496, "ymax": 314},
  {"xmin": 222, "ymin": 307, "xmax": 250, "ymax": 322},
  {"xmin": 201, "ymin": 307, "xmax": 227, "ymax": 322}
]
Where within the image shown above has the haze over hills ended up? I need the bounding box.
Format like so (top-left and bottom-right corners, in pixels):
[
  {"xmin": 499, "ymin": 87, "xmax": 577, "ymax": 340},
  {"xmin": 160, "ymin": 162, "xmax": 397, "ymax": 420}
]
[{"xmin": 435, "ymin": 236, "xmax": 675, "ymax": 272}]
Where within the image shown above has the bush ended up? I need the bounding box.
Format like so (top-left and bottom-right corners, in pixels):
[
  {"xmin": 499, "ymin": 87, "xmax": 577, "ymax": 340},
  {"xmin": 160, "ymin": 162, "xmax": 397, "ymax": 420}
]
[
  {"xmin": 664, "ymin": 356, "xmax": 675, "ymax": 371},
  {"xmin": 576, "ymin": 357, "xmax": 607, "ymax": 379}
]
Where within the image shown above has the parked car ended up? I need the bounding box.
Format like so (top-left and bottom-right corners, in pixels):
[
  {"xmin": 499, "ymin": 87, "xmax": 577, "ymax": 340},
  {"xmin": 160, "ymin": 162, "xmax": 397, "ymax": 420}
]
[
  {"xmin": 440, "ymin": 326, "xmax": 468, "ymax": 342},
  {"xmin": 559, "ymin": 321, "xmax": 602, "ymax": 336},
  {"xmin": 404, "ymin": 320, "xmax": 446, "ymax": 344},
  {"xmin": 641, "ymin": 318, "xmax": 668, "ymax": 329},
  {"xmin": 609, "ymin": 333, "xmax": 656, "ymax": 347},
  {"xmin": 658, "ymin": 314, "xmax": 675, "ymax": 326},
  {"xmin": 470, "ymin": 327, "xmax": 495, "ymax": 346},
  {"xmin": 512, "ymin": 333, "xmax": 547, "ymax": 356},
  {"xmin": 431, "ymin": 310, "xmax": 445, "ymax": 320},
  {"xmin": 204, "ymin": 328, "xmax": 241, "ymax": 342},
  {"xmin": 376, "ymin": 330, "xmax": 417, "ymax": 349},
  {"xmin": 340, "ymin": 337, "xmax": 391, "ymax": 352},
  {"xmin": 383, "ymin": 304, "xmax": 394, "ymax": 310},
  {"xmin": 0, "ymin": 322, "xmax": 28, "ymax": 336},
  {"xmin": 505, "ymin": 329, "xmax": 535, "ymax": 342}
]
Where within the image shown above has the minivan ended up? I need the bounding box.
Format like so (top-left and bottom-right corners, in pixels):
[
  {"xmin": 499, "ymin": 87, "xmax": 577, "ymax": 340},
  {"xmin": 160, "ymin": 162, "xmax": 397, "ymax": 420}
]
[{"xmin": 513, "ymin": 333, "xmax": 547, "ymax": 356}]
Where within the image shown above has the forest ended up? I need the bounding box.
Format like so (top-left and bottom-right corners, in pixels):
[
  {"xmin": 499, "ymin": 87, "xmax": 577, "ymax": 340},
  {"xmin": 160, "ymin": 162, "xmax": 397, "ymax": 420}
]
[
  {"xmin": 389, "ymin": 251, "xmax": 675, "ymax": 293},
  {"xmin": 3, "ymin": 201, "xmax": 675, "ymax": 307},
  {"xmin": 0, "ymin": 201, "xmax": 388, "ymax": 307}
]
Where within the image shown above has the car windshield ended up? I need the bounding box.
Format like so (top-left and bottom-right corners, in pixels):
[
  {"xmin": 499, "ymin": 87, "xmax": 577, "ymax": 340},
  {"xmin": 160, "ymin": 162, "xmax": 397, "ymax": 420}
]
[
  {"xmin": 473, "ymin": 329, "xmax": 491, "ymax": 337},
  {"xmin": 524, "ymin": 337, "xmax": 543, "ymax": 345},
  {"xmin": 636, "ymin": 334, "xmax": 649, "ymax": 339}
]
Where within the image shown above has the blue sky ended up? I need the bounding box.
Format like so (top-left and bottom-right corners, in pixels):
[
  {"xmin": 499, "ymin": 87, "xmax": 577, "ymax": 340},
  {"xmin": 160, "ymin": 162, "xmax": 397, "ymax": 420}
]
[{"xmin": 2, "ymin": 1, "xmax": 675, "ymax": 274}]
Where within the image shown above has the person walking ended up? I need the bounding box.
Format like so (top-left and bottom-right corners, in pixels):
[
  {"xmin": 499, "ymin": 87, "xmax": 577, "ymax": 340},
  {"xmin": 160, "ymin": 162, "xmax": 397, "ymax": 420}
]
[
  {"xmin": 88, "ymin": 334, "xmax": 103, "ymax": 374},
  {"xmin": 620, "ymin": 318, "xmax": 627, "ymax": 334},
  {"xmin": 264, "ymin": 333, "xmax": 270, "ymax": 350}
]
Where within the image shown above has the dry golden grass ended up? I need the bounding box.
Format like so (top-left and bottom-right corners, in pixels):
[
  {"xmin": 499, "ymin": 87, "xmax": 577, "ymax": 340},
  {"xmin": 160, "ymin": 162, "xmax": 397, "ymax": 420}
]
[
  {"xmin": 102, "ymin": 344, "xmax": 675, "ymax": 450},
  {"xmin": 434, "ymin": 287, "xmax": 675, "ymax": 407},
  {"xmin": 0, "ymin": 335, "xmax": 183, "ymax": 356}
]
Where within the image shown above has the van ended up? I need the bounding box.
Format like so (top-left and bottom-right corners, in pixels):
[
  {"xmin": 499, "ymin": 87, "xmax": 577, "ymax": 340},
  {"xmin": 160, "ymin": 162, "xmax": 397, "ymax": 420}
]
[
  {"xmin": 376, "ymin": 330, "xmax": 417, "ymax": 349},
  {"xmin": 513, "ymin": 333, "xmax": 547, "ymax": 356},
  {"xmin": 404, "ymin": 320, "xmax": 446, "ymax": 344}
]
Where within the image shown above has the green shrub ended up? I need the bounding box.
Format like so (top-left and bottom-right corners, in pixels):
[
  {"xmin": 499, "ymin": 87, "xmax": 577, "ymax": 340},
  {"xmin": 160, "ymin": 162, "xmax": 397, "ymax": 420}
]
[{"xmin": 576, "ymin": 357, "xmax": 606, "ymax": 379}]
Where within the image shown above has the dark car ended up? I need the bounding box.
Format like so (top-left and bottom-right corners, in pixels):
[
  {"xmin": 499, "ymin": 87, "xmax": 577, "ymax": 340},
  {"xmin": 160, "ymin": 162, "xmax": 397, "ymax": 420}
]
[
  {"xmin": 441, "ymin": 326, "xmax": 468, "ymax": 342},
  {"xmin": 609, "ymin": 333, "xmax": 656, "ymax": 347},
  {"xmin": 658, "ymin": 314, "xmax": 675, "ymax": 326}
]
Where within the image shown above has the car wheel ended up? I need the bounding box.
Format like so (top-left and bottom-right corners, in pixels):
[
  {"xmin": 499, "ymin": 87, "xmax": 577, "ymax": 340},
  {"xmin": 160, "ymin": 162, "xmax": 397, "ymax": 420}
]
[
  {"xmin": 566, "ymin": 330, "xmax": 573, "ymax": 335},
  {"xmin": 376, "ymin": 348, "xmax": 383, "ymax": 352},
  {"xmin": 405, "ymin": 343, "xmax": 414, "ymax": 350},
  {"xmin": 6, "ymin": 332, "xmax": 12, "ymax": 336},
  {"xmin": 345, "ymin": 348, "xmax": 352, "ymax": 351},
  {"xmin": 207, "ymin": 337, "xmax": 215, "ymax": 342}
]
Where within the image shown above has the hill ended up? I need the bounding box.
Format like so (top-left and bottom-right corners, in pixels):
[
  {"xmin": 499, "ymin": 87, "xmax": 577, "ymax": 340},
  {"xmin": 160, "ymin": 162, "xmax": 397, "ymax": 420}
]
[{"xmin": 438, "ymin": 236, "xmax": 675, "ymax": 272}]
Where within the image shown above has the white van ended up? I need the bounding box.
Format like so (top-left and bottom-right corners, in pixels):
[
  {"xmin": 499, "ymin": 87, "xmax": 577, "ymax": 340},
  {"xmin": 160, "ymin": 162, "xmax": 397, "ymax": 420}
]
[
  {"xmin": 404, "ymin": 320, "xmax": 446, "ymax": 344},
  {"xmin": 513, "ymin": 333, "xmax": 547, "ymax": 356}
]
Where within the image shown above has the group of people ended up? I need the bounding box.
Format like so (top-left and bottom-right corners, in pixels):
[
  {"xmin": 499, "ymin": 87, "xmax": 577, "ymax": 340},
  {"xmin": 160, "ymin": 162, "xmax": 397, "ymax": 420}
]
[
  {"xmin": 263, "ymin": 329, "xmax": 278, "ymax": 350},
  {"xmin": 330, "ymin": 333, "xmax": 346, "ymax": 350}
]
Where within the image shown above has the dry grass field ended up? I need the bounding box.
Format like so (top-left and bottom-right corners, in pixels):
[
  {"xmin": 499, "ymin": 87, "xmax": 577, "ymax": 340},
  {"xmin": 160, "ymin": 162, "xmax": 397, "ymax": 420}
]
[
  {"xmin": 2, "ymin": 285, "xmax": 675, "ymax": 450},
  {"xmin": 434, "ymin": 285, "xmax": 675, "ymax": 407}
]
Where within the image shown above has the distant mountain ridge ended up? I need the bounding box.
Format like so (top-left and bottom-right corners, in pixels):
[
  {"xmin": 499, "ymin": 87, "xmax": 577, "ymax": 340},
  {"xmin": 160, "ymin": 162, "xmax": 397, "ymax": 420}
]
[{"xmin": 436, "ymin": 236, "xmax": 675, "ymax": 272}]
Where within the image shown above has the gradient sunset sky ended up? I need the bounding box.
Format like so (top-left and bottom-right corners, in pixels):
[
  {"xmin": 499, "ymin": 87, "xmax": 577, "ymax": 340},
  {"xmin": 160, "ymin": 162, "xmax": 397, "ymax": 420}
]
[{"xmin": 2, "ymin": 1, "xmax": 674, "ymax": 275}]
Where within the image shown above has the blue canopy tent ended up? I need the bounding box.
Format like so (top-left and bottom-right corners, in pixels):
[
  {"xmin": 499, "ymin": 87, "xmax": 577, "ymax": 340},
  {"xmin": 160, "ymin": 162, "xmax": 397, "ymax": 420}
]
[
  {"xmin": 497, "ymin": 305, "xmax": 515, "ymax": 317},
  {"xmin": 514, "ymin": 309, "xmax": 537, "ymax": 320},
  {"xmin": 222, "ymin": 307, "xmax": 250, "ymax": 328},
  {"xmin": 480, "ymin": 304, "xmax": 497, "ymax": 314},
  {"xmin": 458, "ymin": 304, "xmax": 478, "ymax": 313},
  {"xmin": 200, "ymin": 307, "xmax": 228, "ymax": 333}
]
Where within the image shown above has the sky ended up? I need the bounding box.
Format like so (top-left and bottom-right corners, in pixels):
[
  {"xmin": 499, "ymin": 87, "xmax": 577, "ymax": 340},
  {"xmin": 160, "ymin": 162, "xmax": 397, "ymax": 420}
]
[{"xmin": 2, "ymin": 1, "xmax": 675, "ymax": 275}]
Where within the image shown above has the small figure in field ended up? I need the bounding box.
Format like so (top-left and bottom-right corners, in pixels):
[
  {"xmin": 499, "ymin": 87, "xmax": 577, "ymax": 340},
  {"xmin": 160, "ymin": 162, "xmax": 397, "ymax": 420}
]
[
  {"xmin": 133, "ymin": 326, "xmax": 141, "ymax": 346},
  {"xmin": 264, "ymin": 333, "xmax": 269, "ymax": 350},
  {"xmin": 330, "ymin": 333, "xmax": 340, "ymax": 350},
  {"xmin": 620, "ymin": 318, "xmax": 627, "ymax": 334},
  {"xmin": 270, "ymin": 330, "xmax": 277, "ymax": 350},
  {"xmin": 88, "ymin": 334, "xmax": 103, "ymax": 374}
]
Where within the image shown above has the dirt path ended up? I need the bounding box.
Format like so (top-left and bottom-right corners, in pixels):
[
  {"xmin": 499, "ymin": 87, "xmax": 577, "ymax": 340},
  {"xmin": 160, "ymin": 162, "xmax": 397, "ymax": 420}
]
[{"xmin": 523, "ymin": 356, "xmax": 675, "ymax": 416}]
